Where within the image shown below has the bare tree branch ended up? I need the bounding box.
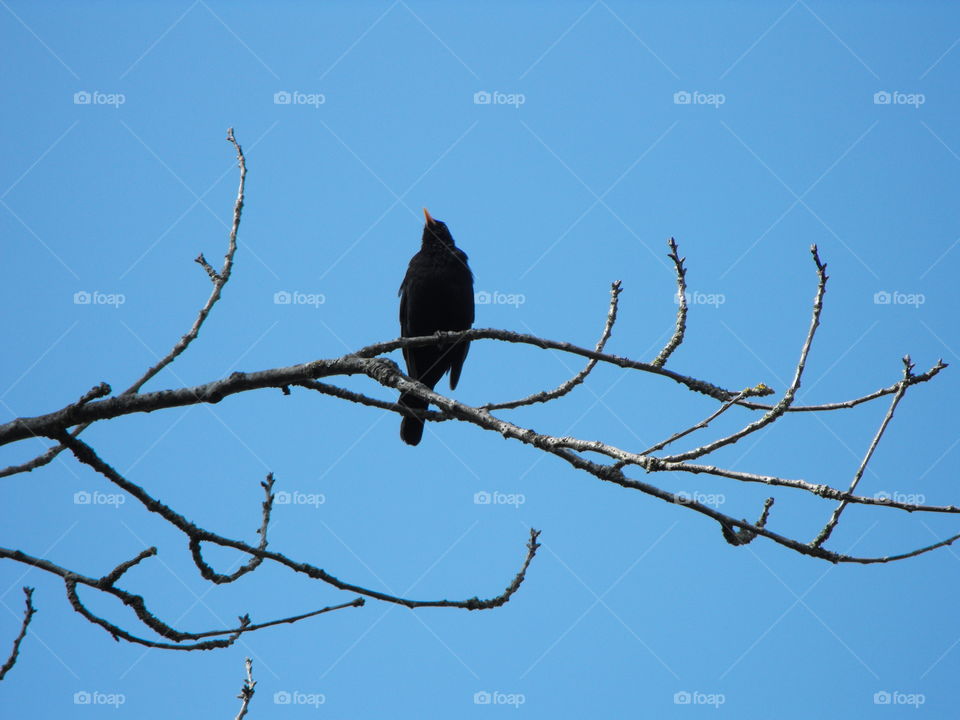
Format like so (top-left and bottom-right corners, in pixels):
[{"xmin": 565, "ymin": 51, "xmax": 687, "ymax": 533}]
[
  {"xmin": 53, "ymin": 431, "xmax": 541, "ymax": 611},
  {"xmin": 235, "ymin": 658, "xmax": 256, "ymax": 720},
  {"xmin": 484, "ymin": 280, "xmax": 622, "ymax": 411},
  {"xmin": 733, "ymin": 361, "xmax": 947, "ymax": 412},
  {"xmin": 190, "ymin": 473, "xmax": 274, "ymax": 584},
  {"xmin": 3, "ymin": 130, "xmax": 955, "ymax": 671},
  {"xmin": 0, "ymin": 587, "xmax": 35, "ymax": 681},
  {"xmin": 0, "ymin": 327, "xmax": 785, "ymax": 447},
  {"xmin": 658, "ymin": 245, "xmax": 828, "ymax": 463},
  {"xmin": 811, "ymin": 356, "xmax": 915, "ymax": 548},
  {"xmin": 641, "ymin": 388, "xmax": 750, "ymax": 456},
  {"xmin": 652, "ymin": 237, "xmax": 687, "ymax": 368},
  {"xmin": 0, "ymin": 128, "xmax": 246, "ymax": 479}
]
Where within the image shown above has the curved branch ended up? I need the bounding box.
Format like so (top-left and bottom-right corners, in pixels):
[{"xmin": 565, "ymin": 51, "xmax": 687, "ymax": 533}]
[
  {"xmin": 190, "ymin": 473, "xmax": 274, "ymax": 583},
  {"xmin": 0, "ymin": 546, "xmax": 365, "ymax": 650},
  {"xmin": 485, "ymin": 280, "xmax": 622, "ymax": 411},
  {"xmin": 54, "ymin": 431, "xmax": 541, "ymax": 610},
  {"xmin": 0, "ymin": 129, "xmax": 246, "ymax": 479},
  {"xmin": 652, "ymin": 237, "xmax": 687, "ymax": 368}
]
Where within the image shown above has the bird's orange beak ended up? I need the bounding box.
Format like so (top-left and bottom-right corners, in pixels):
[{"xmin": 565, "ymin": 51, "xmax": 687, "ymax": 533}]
[{"xmin": 423, "ymin": 207, "xmax": 434, "ymax": 225}]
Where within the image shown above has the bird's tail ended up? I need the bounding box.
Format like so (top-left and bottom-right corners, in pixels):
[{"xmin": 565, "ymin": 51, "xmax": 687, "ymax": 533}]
[{"xmin": 399, "ymin": 392, "xmax": 427, "ymax": 446}]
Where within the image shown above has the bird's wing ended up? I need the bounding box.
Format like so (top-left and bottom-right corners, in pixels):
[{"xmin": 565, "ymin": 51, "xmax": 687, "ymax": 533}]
[
  {"xmin": 447, "ymin": 340, "xmax": 469, "ymax": 390},
  {"xmin": 399, "ymin": 279, "xmax": 419, "ymax": 380}
]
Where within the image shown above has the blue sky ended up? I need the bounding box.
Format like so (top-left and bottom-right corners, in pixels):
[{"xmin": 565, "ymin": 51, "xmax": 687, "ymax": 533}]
[{"xmin": 2, "ymin": 1, "xmax": 959, "ymax": 717}]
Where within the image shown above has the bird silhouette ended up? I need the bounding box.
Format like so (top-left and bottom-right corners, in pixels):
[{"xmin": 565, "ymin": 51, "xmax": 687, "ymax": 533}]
[{"xmin": 398, "ymin": 209, "xmax": 475, "ymax": 445}]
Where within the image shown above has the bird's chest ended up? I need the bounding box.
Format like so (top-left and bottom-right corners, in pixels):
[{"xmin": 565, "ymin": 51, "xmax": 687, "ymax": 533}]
[
  {"xmin": 402, "ymin": 254, "xmax": 474, "ymax": 332},
  {"xmin": 407, "ymin": 250, "xmax": 472, "ymax": 294}
]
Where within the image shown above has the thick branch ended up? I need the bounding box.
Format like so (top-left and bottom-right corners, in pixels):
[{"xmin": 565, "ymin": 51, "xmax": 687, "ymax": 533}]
[{"xmin": 1, "ymin": 329, "xmax": 781, "ymax": 446}]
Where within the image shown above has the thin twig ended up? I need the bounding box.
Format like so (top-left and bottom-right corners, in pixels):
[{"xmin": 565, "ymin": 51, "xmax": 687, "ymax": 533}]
[
  {"xmin": 235, "ymin": 658, "xmax": 255, "ymax": 720},
  {"xmin": 0, "ymin": 587, "xmax": 36, "ymax": 681},
  {"xmin": 811, "ymin": 356, "xmax": 915, "ymax": 548},
  {"xmin": 193, "ymin": 599, "xmax": 365, "ymax": 639},
  {"xmin": 732, "ymin": 360, "xmax": 947, "ymax": 412},
  {"xmin": 652, "ymin": 237, "xmax": 687, "ymax": 368},
  {"xmin": 484, "ymin": 280, "xmax": 622, "ymax": 410},
  {"xmin": 641, "ymin": 388, "xmax": 749, "ymax": 455},
  {"xmin": 658, "ymin": 245, "xmax": 829, "ymax": 463}
]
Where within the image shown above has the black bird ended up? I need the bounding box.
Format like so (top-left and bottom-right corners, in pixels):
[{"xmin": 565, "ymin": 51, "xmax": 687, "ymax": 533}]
[{"xmin": 398, "ymin": 208, "xmax": 475, "ymax": 445}]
